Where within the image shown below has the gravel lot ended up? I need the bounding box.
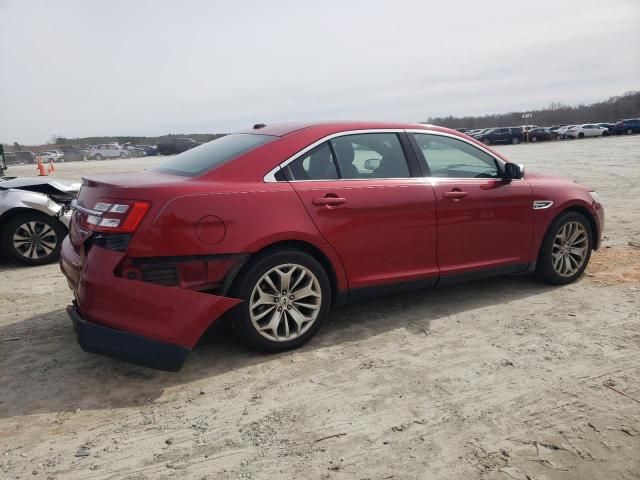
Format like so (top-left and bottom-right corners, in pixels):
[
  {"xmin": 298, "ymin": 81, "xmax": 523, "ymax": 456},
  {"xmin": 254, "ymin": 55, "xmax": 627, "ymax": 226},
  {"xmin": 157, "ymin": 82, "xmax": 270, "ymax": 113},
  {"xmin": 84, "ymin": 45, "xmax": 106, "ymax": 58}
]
[{"xmin": 1, "ymin": 135, "xmax": 639, "ymax": 479}]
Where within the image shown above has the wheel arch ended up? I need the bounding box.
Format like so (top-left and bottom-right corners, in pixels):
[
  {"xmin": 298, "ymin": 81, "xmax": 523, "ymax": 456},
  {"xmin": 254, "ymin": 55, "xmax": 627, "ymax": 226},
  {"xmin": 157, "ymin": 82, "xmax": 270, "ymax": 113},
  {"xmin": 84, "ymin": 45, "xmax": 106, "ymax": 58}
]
[
  {"xmin": 0, "ymin": 207, "xmax": 68, "ymax": 236},
  {"xmin": 539, "ymin": 205, "xmax": 599, "ymax": 255},
  {"xmin": 222, "ymin": 239, "xmax": 344, "ymax": 306}
]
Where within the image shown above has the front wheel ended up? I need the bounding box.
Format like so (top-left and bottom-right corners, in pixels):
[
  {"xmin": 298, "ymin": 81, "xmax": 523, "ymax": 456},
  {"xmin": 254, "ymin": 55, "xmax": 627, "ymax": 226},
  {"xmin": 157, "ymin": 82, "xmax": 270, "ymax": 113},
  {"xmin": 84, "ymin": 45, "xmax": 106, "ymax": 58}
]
[
  {"xmin": 578, "ymin": 132, "xmax": 585, "ymax": 139},
  {"xmin": 94, "ymin": 153, "xmax": 103, "ymax": 160},
  {"xmin": 120, "ymin": 152, "xmax": 127, "ymax": 159},
  {"xmin": 230, "ymin": 250, "xmax": 331, "ymax": 352},
  {"xmin": 535, "ymin": 212, "xmax": 593, "ymax": 285},
  {"xmin": 627, "ymin": 128, "xmax": 633, "ymax": 135},
  {"xmin": 602, "ymin": 131, "xmax": 609, "ymax": 137},
  {"xmin": 511, "ymin": 137, "xmax": 520, "ymax": 144},
  {"xmin": 483, "ymin": 138, "xmax": 491, "ymax": 145},
  {"xmin": 530, "ymin": 136, "xmax": 538, "ymax": 142},
  {"xmin": 1, "ymin": 212, "xmax": 67, "ymax": 266}
]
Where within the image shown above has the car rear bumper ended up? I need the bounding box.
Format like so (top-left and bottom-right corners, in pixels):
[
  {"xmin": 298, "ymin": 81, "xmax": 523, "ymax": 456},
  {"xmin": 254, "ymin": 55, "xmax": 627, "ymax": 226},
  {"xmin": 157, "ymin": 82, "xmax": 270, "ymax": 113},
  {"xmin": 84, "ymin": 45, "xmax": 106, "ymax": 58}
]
[
  {"xmin": 60, "ymin": 237, "xmax": 242, "ymax": 370},
  {"xmin": 67, "ymin": 304, "xmax": 190, "ymax": 371}
]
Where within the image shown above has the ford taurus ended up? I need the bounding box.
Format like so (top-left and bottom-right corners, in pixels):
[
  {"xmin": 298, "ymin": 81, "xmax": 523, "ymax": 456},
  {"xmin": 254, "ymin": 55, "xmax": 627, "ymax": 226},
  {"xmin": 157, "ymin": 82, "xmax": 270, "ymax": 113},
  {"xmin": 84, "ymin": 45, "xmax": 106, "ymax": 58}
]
[{"xmin": 59, "ymin": 122, "xmax": 604, "ymax": 370}]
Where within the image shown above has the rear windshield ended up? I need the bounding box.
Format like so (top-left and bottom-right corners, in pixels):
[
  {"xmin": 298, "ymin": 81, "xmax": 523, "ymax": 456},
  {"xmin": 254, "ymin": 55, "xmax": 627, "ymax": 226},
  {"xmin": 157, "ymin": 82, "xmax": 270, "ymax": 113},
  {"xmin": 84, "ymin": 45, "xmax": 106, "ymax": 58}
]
[{"xmin": 152, "ymin": 133, "xmax": 276, "ymax": 176}]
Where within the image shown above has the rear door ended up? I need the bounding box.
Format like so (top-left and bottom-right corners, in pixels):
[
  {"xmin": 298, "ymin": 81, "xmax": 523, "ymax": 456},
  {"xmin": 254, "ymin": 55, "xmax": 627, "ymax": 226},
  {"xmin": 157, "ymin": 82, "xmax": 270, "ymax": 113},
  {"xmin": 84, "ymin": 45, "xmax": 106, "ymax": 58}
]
[
  {"xmin": 409, "ymin": 132, "xmax": 534, "ymax": 278},
  {"xmin": 283, "ymin": 131, "xmax": 439, "ymax": 290}
]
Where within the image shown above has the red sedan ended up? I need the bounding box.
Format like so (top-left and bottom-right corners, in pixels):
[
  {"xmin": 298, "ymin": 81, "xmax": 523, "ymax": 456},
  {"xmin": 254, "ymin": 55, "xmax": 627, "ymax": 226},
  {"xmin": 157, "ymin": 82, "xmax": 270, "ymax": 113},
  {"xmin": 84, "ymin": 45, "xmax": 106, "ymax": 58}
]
[{"xmin": 60, "ymin": 122, "xmax": 604, "ymax": 370}]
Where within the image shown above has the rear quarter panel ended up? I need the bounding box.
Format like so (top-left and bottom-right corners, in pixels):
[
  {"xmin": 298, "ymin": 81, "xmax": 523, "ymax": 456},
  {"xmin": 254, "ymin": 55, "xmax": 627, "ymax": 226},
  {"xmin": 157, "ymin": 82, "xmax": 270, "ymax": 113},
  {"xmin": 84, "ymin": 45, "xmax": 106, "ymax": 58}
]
[{"xmin": 126, "ymin": 181, "xmax": 348, "ymax": 290}]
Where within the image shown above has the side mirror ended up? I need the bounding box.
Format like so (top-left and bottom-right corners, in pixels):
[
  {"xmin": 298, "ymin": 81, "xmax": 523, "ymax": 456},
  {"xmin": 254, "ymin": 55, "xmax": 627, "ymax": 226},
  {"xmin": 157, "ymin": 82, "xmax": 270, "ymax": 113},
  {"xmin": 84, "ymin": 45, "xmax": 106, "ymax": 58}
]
[{"xmin": 503, "ymin": 162, "xmax": 524, "ymax": 180}]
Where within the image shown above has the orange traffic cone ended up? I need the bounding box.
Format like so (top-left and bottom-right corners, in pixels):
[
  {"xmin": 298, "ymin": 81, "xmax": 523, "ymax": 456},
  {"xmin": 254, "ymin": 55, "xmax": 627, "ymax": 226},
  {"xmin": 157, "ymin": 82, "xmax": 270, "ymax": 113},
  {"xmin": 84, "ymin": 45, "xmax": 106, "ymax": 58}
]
[
  {"xmin": 48, "ymin": 161, "xmax": 55, "ymax": 174},
  {"xmin": 37, "ymin": 157, "xmax": 48, "ymax": 176}
]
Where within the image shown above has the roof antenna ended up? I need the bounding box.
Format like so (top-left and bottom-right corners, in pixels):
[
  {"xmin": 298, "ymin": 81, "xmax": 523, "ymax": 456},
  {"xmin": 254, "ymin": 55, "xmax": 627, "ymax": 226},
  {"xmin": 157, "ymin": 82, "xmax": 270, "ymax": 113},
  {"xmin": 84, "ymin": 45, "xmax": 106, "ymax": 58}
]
[{"xmin": 253, "ymin": 123, "xmax": 266, "ymax": 129}]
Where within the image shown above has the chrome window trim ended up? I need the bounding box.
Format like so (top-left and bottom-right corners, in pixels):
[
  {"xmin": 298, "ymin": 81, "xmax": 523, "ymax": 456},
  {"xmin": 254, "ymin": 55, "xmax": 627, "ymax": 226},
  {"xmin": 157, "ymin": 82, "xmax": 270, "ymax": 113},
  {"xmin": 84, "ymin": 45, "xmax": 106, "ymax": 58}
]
[{"xmin": 263, "ymin": 128, "xmax": 509, "ymax": 183}]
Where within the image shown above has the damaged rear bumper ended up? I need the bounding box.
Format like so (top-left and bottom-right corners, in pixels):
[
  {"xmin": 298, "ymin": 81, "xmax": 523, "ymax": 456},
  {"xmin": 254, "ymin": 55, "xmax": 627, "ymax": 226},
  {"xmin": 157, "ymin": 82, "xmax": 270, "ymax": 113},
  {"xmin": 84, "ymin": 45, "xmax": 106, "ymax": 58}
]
[
  {"xmin": 60, "ymin": 238, "xmax": 242, "ymax": 371},
  {"xmin": 67, "ymin": 304, "xmax": 190, "ymax": 371}
]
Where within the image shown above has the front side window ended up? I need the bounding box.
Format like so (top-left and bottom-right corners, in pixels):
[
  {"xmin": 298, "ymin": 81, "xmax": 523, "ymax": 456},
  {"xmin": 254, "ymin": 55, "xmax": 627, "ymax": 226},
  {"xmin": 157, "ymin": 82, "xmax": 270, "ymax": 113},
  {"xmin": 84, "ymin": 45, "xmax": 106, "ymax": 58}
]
[
  {"xmin": 330, "ymin": 133, "xmax": 410, "ymax": 179},
  {"xmin": 412, "ymin": 133, "xmax": 500, "ymax": 179},
  {"xmin": 153, "ymin": 133, "xmax": 276, "ymax": 176}
]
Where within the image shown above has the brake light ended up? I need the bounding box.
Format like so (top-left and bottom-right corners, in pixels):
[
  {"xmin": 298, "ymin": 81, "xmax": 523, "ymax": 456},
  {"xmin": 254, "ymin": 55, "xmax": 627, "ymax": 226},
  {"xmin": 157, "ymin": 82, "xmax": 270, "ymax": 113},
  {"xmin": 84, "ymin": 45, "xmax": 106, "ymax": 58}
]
[{"xmin": 88, "ymin": 200, "xmax": 151, "ymax": 233}]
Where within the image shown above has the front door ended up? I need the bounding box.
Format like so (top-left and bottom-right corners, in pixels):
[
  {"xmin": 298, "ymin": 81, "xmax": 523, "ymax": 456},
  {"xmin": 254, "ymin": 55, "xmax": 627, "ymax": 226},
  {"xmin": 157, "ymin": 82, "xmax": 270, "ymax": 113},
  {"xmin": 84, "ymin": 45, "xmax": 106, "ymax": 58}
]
[
  {"xmin": 284, "ymin": 132, "xmax": 439, "ymax": 290},
  {"xmin": 410, "ymin": 132, "xmax": 534, "ymax": 277}
]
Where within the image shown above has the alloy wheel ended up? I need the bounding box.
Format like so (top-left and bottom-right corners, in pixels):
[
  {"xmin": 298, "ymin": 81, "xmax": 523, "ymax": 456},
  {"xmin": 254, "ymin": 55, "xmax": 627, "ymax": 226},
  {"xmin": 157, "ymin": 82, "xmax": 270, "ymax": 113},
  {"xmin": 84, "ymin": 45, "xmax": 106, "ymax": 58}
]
[
  {"xmin": 12, "ymin": 221, "xmax": 58, "ymax": 260},
  {"xmin": 551, "ymin": 221, "xmax": 588, "ymax": 277},
  {"xmin": 249, "ymin": 263, "xmax": 322, "ymax": 342}
]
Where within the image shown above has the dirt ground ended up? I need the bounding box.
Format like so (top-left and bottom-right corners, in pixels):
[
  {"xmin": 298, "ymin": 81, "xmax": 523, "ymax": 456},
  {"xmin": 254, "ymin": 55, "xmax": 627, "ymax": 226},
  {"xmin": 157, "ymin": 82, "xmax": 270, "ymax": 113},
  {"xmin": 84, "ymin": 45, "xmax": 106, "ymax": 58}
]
[{"xmin": 1, "ymin": 135, "xmax": 639, "ymax": 480}]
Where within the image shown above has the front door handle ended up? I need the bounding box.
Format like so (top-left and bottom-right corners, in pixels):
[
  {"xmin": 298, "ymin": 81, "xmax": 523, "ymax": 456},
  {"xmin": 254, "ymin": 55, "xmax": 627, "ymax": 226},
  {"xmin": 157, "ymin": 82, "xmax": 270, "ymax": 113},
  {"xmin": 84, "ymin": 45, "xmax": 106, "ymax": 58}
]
[
  {"xmin": 443, "ymin": 190, "xmax": 468, "ymax": 200},
  {"xmin": 312, "ymin": 196, "xmax": 346, "ymax": 206}
]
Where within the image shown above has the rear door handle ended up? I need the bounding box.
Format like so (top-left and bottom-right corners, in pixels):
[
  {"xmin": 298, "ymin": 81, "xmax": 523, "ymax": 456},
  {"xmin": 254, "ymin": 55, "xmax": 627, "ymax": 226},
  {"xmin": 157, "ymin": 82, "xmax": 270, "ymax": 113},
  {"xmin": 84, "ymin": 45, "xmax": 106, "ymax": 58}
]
[
  {"xmin": 312, "ymin": 196, "xmax": 346, "ymax": 206},
  {"xmin": 443, "ymin": 190, "xmax": 468, "ymax": 200}
]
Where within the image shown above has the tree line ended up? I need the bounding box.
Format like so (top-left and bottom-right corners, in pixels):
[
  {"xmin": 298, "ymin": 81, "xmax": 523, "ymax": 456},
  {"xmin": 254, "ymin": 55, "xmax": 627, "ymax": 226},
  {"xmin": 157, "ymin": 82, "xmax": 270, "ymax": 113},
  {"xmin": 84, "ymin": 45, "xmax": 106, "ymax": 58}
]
[{"xmin": 425, "ymin": 90, "xmax": 640, "ymax": 129}]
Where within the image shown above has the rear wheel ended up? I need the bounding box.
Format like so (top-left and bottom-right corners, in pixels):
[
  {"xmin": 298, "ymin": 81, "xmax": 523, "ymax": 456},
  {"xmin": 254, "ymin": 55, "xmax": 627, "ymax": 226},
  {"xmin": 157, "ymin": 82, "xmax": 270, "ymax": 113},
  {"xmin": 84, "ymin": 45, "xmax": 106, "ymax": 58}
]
[
  {"xmin": 483, "ymin": 138, "xmax": 491, "ymax": 145},
  {"xmin": 535, "ymin": 212, "xmax": 592, "ymax": 285},
  {"xmin": 1, "ymin": 212, "xmax": 66, "ymax": 266},
  {"xmin": 230, "ymin": 249, "xmax": 331, "ymax": 352},
  {"xmin": 530, "ymin": 136, "xmax": 538, "ymax": 142},
  {"xmin": 94, "ymin": 153, "xmax": 103, "ymax": 160},
  {"xmin": 627, "ymin": 128, "xmax": 633, "ymax": 135}
]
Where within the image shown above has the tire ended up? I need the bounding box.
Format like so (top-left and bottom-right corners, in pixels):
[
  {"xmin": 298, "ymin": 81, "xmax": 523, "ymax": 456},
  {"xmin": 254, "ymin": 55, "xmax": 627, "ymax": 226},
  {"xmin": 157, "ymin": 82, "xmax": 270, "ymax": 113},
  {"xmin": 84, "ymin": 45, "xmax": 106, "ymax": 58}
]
[
  {"xmin": 120, "ymin": 152, "xmax": 127, "ymax": 159},
  {"xmin": 1, "ymin": 212, "xmax": 67, "ymax": 266},
  {"xmin": 602, "ymin": 131, "xmax": 609, "ymax": 137},
  {"xmin": 94, "ymin": 153, "xmax": 103, "ymax": 160},
  {"xmin": 511, "ymin": 137, "xmax": 520, "ymax": 144},
  {"xmin": 483, "ymin": 138, "xmax": 491, "ymax": 145},
  {"xmin": 578, "ymin": 132, "xmax": 584, "ymax": 139},
  {"xmin": 531, "ymin": 136, "xmax": 538, "ymax": 142},
  {"xmin": 627, "ymin": 128, "xmax": 633, "ymax": 135},
  {"xmin": 229, "ymin": 249, "xmax": 331, "ymax": 352},
  {"xmin": 535, "ymin": 211, "xmax": 593, "ymax": 285}
]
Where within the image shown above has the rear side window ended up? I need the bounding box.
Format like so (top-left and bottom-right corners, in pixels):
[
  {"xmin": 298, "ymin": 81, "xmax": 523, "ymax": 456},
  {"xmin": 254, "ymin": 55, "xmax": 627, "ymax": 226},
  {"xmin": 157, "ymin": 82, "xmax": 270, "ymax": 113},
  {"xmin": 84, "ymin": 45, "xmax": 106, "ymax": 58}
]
[
  {"xmin": 152, "ymin": 134, "xmax": 276, "ymax": 176},
  {"xmin": 331, "ymin": 133, "xmax": 410, "ymax": 179},
  {"xmin": 281, "ymin": 132, "xmax": 411, "ymax": 181},
  {"xmin": 285, "ymin": 143, "xmax": 339, "ymax": 181}
]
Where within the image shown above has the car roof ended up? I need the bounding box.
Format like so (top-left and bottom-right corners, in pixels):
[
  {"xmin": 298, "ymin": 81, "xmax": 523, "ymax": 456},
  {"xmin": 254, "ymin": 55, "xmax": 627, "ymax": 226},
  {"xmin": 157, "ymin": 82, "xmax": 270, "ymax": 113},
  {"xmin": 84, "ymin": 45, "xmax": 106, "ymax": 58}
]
[{"xmin": 236, "ymin": 121, "xmax": 457, "ymax": 137}]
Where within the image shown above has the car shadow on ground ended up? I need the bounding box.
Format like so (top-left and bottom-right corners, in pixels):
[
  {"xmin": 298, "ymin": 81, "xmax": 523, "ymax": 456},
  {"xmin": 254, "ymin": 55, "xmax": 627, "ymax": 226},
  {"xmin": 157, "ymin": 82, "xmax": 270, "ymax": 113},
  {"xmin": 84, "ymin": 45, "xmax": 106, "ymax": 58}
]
[{"xmin": 0, "ymin": 275, "xmax": 554, "ymax": 418}]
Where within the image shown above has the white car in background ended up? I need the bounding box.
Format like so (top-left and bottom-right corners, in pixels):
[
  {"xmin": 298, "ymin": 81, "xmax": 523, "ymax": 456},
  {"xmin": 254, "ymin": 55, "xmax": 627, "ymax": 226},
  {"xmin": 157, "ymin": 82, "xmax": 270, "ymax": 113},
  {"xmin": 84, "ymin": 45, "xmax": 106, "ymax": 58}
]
[
  {"xmin": 566, "ymin": 124, "xmax": 609, "ymax": 139},
  {"xmin": 88, "ymin": 144, "xmax": 130, "ymax": 160},
  {"xmin": 556, "ymin": 125, "xmax": 577, "ymax": 138},
  {"xmin": 36, "ymin": 151, "xmax": 64, "ymax": 162}
]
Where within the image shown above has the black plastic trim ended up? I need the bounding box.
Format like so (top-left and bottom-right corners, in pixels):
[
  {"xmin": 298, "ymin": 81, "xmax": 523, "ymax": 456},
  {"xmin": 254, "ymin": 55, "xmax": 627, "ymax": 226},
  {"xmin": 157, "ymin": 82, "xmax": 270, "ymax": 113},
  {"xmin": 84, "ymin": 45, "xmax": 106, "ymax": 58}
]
[
  {"xmin": 348, "ymin": 276, "xmax": 438, "ymax": 303},
  {"xmin": 67, "ymin": 305, "xmax": 190, "ymax": 371},
  {"xmin": 345, "ymin": 263, "xmax": 530, "ymax": 303},
  {"xmin": 437, "ymin": 263, "xmax": 529, "ymax": 287}
]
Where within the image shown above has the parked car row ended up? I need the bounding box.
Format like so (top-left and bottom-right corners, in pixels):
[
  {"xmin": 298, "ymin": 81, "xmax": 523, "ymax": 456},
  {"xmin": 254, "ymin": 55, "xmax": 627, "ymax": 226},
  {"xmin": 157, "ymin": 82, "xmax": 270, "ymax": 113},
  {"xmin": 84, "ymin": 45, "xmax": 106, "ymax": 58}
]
[
  {"xmin": 457, "ymin": 118, "xmax": 640, "ymax": 145},
  {"xmin": 3, "ymin": 138, "xmax": 207, "ymax": 165}
]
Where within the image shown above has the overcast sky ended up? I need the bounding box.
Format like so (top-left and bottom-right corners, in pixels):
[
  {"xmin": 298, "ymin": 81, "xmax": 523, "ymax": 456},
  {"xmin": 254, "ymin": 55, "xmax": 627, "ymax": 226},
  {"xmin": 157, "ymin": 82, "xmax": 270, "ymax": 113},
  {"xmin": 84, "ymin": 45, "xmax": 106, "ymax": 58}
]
[{"xmin": 1, "ymin": 0, "xmax": 639, "ymax": 144}]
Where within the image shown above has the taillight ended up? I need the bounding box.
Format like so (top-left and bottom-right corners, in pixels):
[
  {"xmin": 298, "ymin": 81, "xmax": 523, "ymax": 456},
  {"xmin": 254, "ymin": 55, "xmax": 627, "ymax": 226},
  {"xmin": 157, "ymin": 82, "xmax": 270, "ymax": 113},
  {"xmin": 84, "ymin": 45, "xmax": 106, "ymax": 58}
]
[{"xmin": 86, "ymin": 200, "xmax": 151, "ymax": 233}]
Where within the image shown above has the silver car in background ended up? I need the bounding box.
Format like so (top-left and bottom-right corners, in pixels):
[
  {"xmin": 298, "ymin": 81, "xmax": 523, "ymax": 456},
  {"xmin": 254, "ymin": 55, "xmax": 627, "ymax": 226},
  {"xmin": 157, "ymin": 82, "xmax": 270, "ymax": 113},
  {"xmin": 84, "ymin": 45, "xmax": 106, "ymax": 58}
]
[{"xmin": 0, "ymin": 177, "xmax": 79, "ymax": 265}]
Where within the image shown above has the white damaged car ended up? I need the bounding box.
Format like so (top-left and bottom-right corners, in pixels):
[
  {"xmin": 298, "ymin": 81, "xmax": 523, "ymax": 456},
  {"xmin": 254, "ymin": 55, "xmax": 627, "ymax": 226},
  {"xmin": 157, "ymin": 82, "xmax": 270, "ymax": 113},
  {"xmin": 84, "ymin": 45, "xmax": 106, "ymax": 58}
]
[{"xmin": 0, "ymin": 177, "xmax": 79, "ymax": 265}]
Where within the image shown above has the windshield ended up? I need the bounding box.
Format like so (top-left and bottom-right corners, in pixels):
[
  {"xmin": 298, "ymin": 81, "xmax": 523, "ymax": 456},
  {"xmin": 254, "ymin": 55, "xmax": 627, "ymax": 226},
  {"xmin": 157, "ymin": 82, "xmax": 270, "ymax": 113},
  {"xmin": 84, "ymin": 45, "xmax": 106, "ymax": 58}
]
[{"xmin": 152, "ymin": 133, "xmax": 277, "ymax": 176}]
